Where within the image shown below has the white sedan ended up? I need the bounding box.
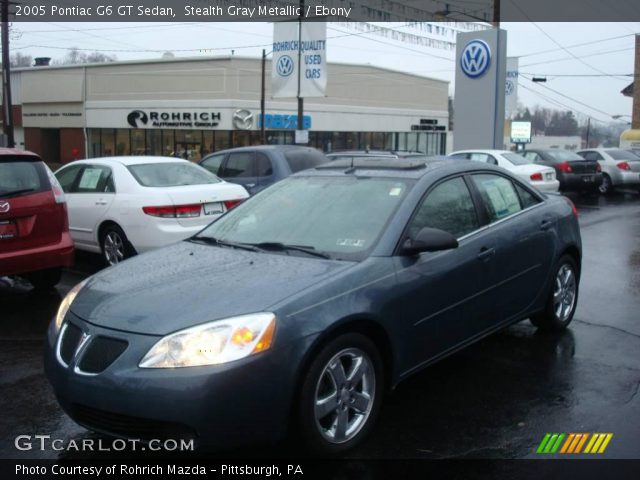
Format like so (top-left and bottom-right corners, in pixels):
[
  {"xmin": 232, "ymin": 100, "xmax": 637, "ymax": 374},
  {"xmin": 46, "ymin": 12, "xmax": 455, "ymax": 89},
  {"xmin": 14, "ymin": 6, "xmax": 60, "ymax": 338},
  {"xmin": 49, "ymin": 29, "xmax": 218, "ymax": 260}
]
[
  {"xmin": 55, "ymin": 157, "xmax": 249, "ymax": 265},
  {"xmin": 449, "ymin": 150, "xmax": 560, "ymax": 192}
]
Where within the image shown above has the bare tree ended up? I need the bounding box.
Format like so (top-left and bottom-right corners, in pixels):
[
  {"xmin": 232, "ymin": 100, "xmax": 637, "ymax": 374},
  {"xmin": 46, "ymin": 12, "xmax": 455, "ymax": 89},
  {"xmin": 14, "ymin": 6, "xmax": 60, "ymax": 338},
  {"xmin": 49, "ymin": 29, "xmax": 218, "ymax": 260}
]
[
  {"xmin": 10, "ymin": 52, "xmax": 32, "ymax": 68},
  {"xmin": 56, "ymin": 47, "xmax": 116, "ymax": 65}
]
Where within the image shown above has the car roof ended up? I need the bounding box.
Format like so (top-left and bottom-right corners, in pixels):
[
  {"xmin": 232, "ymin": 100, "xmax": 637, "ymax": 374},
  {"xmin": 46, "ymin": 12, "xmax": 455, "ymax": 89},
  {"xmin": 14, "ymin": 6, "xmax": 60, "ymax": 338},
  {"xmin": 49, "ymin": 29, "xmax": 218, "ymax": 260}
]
[
  {"xmin": 209, "ymin": 145, "xmax": 318, "ymax": 155},
  {"xmin": 0, "ymin": 148, "xmax": 40, "ymax": 158},
  {"xmin": 450, "ymin": 149, "xmax": 513, "ymax": 155},
  {"xmin": 307, "ymin": 158, "xmax": 499, "ymax": 180},
  {"xmin": 59, "ymin": 156, "xmax": 191, "ymax": 167},
  {"xmin": 326, "ymin": 150, "xmax": 425, "ymax": 157}
]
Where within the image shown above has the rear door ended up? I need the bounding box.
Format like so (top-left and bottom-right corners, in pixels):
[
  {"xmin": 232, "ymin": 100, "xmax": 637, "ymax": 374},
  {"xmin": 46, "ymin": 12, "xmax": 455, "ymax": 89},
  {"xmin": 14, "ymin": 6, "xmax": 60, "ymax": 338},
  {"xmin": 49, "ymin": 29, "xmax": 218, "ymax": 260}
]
[
  {"xmin": 57, "ymin": 164, "xmax": 115, "ymax": 249},
  {"xmin": 0, "ymin": 156, "xmax": 62, "ymax": 255},
  {"xmin": 255, "ymin": 152, "xmax": 276, "ymax": 193},
  {"xmin": 219, "ymin": 151, "xmax": 258, "ymax": 194}
]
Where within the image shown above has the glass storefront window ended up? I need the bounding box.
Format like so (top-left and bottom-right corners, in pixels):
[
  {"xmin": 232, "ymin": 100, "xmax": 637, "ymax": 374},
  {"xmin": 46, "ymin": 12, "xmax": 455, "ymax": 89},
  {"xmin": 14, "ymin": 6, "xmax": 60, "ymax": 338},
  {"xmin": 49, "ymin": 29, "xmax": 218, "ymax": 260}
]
[
  {"xmin": 162, "ymin": 130, "xmax": 174, "ymax": 158},
  {"xmin": 146, "ymin": 130, "xmax": 163, "ymax": 156},
  {"xmin": 174, "ymin": 130, "xmax": 203, "ymax": 161},
  {"xmin": 115, "ymin": 129, "xmax": 130, "ymax": 156},
  {"xmin": 214, "ymin": 131, "xmax": 231, "ymax": 152},
  {"xmin": 89, "ymin": 129, "xmax": 101, "ymax": 157},
  {"xmin": 131, "ymin": 130, "xmax": 146, "ymax": 156},
  {"xmin": 202, "ymin": 131, "xmax": 214, "ymax": 157},
  {"xmin": 101, "ymin": 129, "xmax": 116, "ymax": 157}
]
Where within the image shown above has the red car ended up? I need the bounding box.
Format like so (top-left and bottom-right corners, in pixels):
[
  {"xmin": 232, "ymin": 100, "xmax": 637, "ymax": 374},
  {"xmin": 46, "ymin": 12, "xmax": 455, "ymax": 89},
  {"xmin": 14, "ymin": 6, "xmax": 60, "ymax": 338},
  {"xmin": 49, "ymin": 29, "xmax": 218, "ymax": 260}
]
[{"xmin": 0, "ymin": 148, "xmax": 74, "ymax": 289}]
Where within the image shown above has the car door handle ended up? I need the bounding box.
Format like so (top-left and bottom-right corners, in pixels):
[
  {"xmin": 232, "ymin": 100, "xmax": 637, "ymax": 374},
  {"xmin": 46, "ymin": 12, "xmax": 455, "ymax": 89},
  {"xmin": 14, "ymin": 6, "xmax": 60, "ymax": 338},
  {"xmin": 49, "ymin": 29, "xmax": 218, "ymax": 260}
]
[
  {"xmin": 95, "ymin": 200, "xmax": 108, "ymax": 206},
  {"xmin": 477, "ymin": 247, "xmax": 495, "ymax": 261},
  {"xmin": 540, "ymin": 219, "xmax": 553, "ymax": 231}
]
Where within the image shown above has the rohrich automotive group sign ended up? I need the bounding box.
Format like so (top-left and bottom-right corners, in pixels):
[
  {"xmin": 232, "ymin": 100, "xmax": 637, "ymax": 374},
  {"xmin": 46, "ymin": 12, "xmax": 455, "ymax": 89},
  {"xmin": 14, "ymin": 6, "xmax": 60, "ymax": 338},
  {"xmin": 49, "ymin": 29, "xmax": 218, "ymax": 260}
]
[{"xmin": 126, "ymin": 110, "xmax": 222, "ymax": 128}]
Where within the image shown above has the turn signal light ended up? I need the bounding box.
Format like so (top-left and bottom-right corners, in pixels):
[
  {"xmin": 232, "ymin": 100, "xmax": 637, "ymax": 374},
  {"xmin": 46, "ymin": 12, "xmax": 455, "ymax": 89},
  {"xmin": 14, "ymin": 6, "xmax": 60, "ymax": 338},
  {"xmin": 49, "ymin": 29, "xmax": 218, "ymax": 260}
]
[
  {"xmin": 530, "ymin": 172, "xmax": 543, "ymax": 181},
  {"xmin": 223, "ymin": 199, "xmax": 244, "ymax": 211}
]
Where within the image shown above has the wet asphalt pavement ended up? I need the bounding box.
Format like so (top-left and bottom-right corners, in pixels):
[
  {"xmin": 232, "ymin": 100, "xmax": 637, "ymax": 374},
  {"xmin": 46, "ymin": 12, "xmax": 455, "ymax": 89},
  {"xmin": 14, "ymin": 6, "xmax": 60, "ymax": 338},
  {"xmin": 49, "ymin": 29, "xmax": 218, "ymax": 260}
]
[{"xmin": 1, "ymin": 190, "xmax": 639, "ymax": 460}]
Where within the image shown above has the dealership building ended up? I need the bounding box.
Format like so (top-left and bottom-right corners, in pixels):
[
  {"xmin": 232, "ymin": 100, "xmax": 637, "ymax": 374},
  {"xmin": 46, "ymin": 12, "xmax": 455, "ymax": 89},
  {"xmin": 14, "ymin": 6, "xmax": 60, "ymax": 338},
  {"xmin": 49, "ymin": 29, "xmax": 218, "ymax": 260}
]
[{"xmin": 2, "ymin": 56, "xmax": 449, "ymax": 163}]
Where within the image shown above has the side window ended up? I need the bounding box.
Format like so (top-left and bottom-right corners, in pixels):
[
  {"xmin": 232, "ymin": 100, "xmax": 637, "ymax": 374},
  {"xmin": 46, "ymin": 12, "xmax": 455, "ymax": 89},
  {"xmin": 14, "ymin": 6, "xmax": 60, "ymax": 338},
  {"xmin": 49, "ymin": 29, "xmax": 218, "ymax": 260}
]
[
  {"xmin": 55, "ymin": 165, "xmax": 83, "ymax": 193},
  {"xmin": 408, "ymin": 177, "xmax": 480, "ymax": 239},
  {"xmin": 201, "ymin": 154, "xmax": 224, "ymax": 175},
  {"xmin": 256, "ymin": 153, "xmax": 274, "ymax": 177},
  {"xmin": 469, "ymin": 153, "xmax": 490, "ymax": 163},
  {"xmin": 76, "ymin": 165, "xmax": 114, "ymax": 193},
  {"xmin": 448, "ymin": 153, "xmax": 469, "ymax": 160},
  {"xmin": 514, "ymin": 183, "xmax": 541, "ymax": 209},
  {"xmin": 582, "ymin": 151, "xmax": 602, "ymax": 161},
  {"xmin": 473, "ymin": 174, "xmax": 522, "ymax": 222},
  {"xmin": 523, "ymin": 152, "xmax": 539, "ymax": 162},
  {"xmin": 221, "ymin": 152, "xmax": 256, "ymax": 178}
]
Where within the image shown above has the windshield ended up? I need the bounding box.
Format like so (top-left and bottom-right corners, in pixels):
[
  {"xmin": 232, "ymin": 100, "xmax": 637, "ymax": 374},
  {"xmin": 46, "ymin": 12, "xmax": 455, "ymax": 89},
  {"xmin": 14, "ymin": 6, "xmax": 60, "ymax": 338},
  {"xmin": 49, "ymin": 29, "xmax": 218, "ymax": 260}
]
[
  {"xmin": 501, "ymin": 153, "xmax": 530, "ymax": 166},
  {"xmin": 607, "ymin": 149, "xmax": 640, "ymax": 161},
  {"xmin": 127, "ymin": 162, "xmax": 220, "ymax": 187},
  {"xmin": 545, "ymin": 150, "xmax": 585, "ymax": 162},
  {"xmin": 196, "ymin": 175, "xmax": 412, "ymax": 261}
]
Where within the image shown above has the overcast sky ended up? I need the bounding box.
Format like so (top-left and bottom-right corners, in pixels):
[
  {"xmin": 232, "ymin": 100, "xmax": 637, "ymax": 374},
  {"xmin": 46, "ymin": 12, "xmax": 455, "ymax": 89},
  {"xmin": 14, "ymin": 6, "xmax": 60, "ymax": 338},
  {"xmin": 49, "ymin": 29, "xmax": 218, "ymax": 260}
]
[{"xmin": 8, "ymin": 21, "xmax": 638, "ymax": 127}]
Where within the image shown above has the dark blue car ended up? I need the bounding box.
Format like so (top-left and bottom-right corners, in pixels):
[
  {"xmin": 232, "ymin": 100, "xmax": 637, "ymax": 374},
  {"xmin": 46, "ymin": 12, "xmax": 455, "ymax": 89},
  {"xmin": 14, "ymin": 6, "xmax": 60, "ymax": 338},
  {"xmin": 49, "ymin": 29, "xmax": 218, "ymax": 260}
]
[
  {"xmin": 199, "ymin": 145, "xmax": 328, "ymax": 195},
  {"xmin": 46, "ymin": 158, "xmax": 581, "ymax": 453}
]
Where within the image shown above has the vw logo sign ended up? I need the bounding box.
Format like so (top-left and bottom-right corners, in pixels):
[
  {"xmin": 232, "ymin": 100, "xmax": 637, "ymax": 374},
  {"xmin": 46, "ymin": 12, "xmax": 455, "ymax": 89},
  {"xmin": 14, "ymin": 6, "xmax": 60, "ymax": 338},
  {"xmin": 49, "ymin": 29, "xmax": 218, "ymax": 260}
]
[
  {"xmin": 505, "ymin": 79, "xmax": 515, "ymax": 95},
  {"xmin": 233, "ymin": 109, "xmax": 254, "ymax": 130},
  {"xmin": 460, "ymin": 40, "xmax": 491, "ymax": 78},
  {"xmin": 276, "ymin": 55, "xmax": 294, "ymax": 77},
  {"xmin": 0, "ymin": 201, "xmax": 9, "ymax": 213}
]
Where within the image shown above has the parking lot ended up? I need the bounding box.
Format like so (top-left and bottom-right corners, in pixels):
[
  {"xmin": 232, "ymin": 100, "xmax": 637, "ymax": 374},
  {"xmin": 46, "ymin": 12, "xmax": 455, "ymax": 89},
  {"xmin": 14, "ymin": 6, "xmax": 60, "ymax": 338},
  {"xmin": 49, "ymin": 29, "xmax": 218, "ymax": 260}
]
[{"xmin": 1, "ymin": 189, "xmax": 639, "ymax": 459}]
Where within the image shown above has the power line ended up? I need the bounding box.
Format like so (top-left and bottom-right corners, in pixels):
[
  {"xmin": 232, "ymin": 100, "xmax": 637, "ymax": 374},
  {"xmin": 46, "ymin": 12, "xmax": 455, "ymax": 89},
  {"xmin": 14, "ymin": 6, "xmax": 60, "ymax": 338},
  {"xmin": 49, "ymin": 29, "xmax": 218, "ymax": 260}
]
[{"xmin": 516, "ymin": 32, "xmax": 638, "ymax": 58}]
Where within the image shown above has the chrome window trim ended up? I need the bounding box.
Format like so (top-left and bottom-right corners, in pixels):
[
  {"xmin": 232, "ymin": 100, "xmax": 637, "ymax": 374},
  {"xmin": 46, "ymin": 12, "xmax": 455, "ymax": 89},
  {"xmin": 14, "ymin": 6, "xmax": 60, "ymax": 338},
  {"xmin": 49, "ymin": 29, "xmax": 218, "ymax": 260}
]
[{"xmin": 457, "ymin": 201, "xmax": 545, "ymax": 242}]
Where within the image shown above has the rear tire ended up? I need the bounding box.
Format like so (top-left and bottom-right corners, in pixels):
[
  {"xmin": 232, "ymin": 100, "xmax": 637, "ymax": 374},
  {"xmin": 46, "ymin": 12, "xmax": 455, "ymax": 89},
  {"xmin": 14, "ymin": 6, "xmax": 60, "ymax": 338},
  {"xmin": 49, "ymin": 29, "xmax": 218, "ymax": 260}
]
[
  {"xmin": 100, "ymin": 224, "xmax": 134, "ymax": 266},
  {"xmin": 598, "ymin": 174, "xmax": 612, "ymax": 195},
  {"xmin": 297, "ymin": 333, "xmax": 384, "ymax": 455},
  {"xmin": 530, "ymin": 255, "xmax": 579, "ymax": 331},
  {"xmin": 28, "ymin": 267, "xmax": 62, "ymax": 290}
]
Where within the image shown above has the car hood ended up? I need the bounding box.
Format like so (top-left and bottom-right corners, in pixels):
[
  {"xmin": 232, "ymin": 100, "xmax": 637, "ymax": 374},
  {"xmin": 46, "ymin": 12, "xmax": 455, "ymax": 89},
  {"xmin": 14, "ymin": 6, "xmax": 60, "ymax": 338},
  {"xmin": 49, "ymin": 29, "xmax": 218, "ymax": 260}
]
[{"xmin": 70, "ymin": 241, "xmax": 354, "ymax": 335}]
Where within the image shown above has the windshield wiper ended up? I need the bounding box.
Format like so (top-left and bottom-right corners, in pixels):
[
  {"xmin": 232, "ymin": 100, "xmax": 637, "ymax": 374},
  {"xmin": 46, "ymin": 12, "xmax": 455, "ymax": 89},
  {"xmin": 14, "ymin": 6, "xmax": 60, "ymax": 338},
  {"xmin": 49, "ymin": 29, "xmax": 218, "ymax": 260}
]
[
  {"xmin": 189, "ymin": 236, "xmax": 261, "ymax": 252},
  {"xmin": 249, "ymin": 242, "xmax": 332, "ymax": 259},
  {"xmin": 0, "ymin": 188, "xmax": 35, "ymax": 198}
]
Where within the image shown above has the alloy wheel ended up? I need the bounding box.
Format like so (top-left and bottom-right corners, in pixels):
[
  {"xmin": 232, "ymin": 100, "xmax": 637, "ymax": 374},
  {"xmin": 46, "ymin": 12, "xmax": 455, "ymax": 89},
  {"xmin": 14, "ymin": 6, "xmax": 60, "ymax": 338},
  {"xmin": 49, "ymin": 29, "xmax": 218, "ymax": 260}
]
[
  {"xmin": 313, "ymin": 347, "xmax": 375, "ymax": 444},
  {"xmin": 103, "ymin": 231, "xmax": 125, "ymax": 265},
  {"xmin": 553, "ymin": 264, "xmax": 576, "ymax": 322}
]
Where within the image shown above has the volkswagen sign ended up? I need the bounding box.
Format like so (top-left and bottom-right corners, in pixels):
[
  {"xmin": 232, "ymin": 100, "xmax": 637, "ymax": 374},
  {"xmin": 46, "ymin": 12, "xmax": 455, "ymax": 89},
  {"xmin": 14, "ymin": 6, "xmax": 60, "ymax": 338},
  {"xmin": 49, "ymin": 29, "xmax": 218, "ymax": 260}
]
[
  {"xmin": 276, "ymin": 55, "xmax": 294, "ymax": 77},
  {"xmin": 460, "ymin": 40, "xmax": 491, "ymax": 79}
]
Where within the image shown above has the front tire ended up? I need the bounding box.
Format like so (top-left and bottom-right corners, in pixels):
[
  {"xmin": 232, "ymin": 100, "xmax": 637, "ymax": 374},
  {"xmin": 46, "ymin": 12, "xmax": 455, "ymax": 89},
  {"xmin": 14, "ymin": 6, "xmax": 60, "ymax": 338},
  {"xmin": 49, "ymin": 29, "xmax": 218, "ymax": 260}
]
[
  {"xmin": 100, "ymin": 224, "xmax": 133, "ymax": 266},
  {"xmin": 531, "ymin": 255, "xmax": 579, "ymax": 331},
  {"xmin": 297, "ymin": 333, "xmax": 384, "ymax": 454}
]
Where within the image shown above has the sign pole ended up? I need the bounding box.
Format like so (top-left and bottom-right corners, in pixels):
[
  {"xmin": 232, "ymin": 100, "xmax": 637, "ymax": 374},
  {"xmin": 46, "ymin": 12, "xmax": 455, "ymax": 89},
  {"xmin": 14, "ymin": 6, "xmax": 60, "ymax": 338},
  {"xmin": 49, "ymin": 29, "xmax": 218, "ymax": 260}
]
[
  {"xmin": 296, "ymin": 0, "xmax": 305, "ymax": 143},
  {"xmin": 261, "ymin": 48, "xmax": 266, "ymax": 144},
  {"xmin": 1, "ymin": 0, "xmax": 15, "ymax": 148}
]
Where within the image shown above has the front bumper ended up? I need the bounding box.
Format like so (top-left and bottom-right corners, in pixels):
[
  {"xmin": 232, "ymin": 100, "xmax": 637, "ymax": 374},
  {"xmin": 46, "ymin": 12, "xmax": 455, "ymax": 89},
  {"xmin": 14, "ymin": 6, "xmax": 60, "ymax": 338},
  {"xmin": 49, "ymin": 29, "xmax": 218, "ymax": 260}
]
[{"xmin": 44, "ymin": 314, "xmax": 308, "ymax": 449}]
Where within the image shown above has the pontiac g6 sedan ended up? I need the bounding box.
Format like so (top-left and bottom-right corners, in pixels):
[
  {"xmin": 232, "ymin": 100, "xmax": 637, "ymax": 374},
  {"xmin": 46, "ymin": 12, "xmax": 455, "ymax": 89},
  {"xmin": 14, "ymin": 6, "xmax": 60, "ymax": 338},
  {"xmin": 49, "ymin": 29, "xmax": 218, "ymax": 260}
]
[{"xmin": 45, "ymin": 159, "xmax": 581, "ymax": 453}]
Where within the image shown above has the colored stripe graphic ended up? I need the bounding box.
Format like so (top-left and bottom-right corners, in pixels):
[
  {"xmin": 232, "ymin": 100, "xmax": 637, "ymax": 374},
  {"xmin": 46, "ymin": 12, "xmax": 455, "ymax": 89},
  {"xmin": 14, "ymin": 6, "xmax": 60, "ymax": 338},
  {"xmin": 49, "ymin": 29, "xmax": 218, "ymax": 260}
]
[{"xmin": 538, "ymin": 433, "xmax": 613, "ymax": 454}]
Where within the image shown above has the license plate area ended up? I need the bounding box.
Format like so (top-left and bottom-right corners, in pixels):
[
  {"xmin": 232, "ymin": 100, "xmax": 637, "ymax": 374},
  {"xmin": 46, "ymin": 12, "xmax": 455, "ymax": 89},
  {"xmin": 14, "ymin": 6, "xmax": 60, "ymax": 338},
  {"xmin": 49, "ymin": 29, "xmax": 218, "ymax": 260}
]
[
  {"xmin": 0, "ymin": 220, "xmax": 18, "ymax": 239},
  {"xmin": 582, "ymin": 175, "xmax": 594, "ymax": 182},
  {"xmin": 203, "ymin": 202, "xmax": 223, "ymax": 215}
]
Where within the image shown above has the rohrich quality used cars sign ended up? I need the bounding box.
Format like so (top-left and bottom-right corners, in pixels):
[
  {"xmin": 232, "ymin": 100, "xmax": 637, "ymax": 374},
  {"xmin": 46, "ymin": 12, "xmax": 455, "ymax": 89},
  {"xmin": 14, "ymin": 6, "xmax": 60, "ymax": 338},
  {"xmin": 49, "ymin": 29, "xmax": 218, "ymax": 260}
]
[{"xmin": 272, "ymin": 22, "xmax": 327, "ymax": 98}]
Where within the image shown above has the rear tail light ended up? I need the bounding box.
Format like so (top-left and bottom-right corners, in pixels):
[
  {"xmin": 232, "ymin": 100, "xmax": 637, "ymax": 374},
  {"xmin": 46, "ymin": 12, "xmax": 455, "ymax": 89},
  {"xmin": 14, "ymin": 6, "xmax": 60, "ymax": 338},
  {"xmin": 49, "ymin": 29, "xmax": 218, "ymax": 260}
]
[
  {"xmin": 530, "ymin": 172, "xmax": 543, "ymax": 181},
  {"xmin": 143, "ymin": 204, "xmax": 201, "ymax": 218},
  {"xmin": 565, "ymin": 197, "xmax": 578, "ymax": 217},
  {"xmin": 616, "ymin": 161, "xmax": 631, "ymax": 171},
  {"xmin": 223, "ymin": 199, "xmax": 244, "ymax": 211},
  {"xmin": 45, "ymin": 166, "xmax": 66, "ymax": 204},
  {"xmin": 558, "ymin": 161, "xmax": 573, "ymax": 173},
  {"xmin": 596, "ymin": 163, "xmax": 601, "ymax": 172}
]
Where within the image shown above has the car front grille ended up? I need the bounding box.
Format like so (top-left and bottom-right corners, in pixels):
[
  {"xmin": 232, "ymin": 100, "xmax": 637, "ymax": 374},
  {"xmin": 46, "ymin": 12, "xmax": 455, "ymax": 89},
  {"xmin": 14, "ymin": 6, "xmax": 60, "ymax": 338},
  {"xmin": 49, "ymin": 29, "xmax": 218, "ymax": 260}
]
[
  {"xmin": 69, "ymin": 403, "xmax": 196, "ymax": 441},
  {"xmin": 77, "ymin": 336, "xmax": 128, "ymax": 374},
  {"xmin": 59, "ymin": 323, "xmax": 83, "ymax": 365}
]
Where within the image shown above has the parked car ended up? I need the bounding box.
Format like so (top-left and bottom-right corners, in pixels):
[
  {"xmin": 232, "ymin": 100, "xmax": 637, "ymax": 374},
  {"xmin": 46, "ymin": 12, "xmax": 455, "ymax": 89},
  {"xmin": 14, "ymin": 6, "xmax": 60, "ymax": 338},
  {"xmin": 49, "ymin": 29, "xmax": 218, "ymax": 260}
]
[
  {"xmin": 46, "ymin": 158, "xmax": 581, "ymax": 453},
  {"xmin": 576, "ymin": 148, "xmax": 640, "ymax": 194},
  {"xmin": 199, "ymin": 145, "xmax": 328, "ymax": 195},
  {"xmin": 521, "ymin": 149, "xmax": 602, "ymax": 193},
  {"xmin": 326, "ymin": 150, "xmax": 431, "ymax": 162},
  {"xmin": 449, "ymin": 150, "xmax": 560, "ymax": 192},
  {"xmin": 0, "ymin": 148, "xmax": 74, "ymax": 289},
  {"xmin": 54, "ymin": 157, "xmax": 248, "ymax": 266}
]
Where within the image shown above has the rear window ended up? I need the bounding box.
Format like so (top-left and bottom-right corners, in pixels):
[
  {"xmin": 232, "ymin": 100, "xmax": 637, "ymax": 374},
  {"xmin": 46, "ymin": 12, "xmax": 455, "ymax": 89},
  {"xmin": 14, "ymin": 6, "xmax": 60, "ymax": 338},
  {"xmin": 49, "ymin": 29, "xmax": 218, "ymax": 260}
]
[
  {"xmin": 127, "ymin": 162, "xmax": 220, "ymax": 187},
  {"xmin": 501, "ymin": 153, "xmax": 530, "ymax": 166},
  {"xmin": 607, "ymin": 149, "xmax": 640, "ymax": 160},
  {"xmin": 0, "ymin": 157, "xmax": 49, "ymax": 198},
  {"xmin": 284, "ymin": 149, "xmax": 328, "ymax": 173},
  {"xmin": 546, "ymin": 150, "xmax": 590, "ymax": 162}
]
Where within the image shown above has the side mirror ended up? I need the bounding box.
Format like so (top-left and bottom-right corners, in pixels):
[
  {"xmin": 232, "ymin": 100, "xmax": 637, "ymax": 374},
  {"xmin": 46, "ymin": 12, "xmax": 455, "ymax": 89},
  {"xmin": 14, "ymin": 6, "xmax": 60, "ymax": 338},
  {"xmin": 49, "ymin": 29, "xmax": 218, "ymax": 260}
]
[{"xmin": 401, "ymin": 227, "xmax": 459, "ymax": 256}]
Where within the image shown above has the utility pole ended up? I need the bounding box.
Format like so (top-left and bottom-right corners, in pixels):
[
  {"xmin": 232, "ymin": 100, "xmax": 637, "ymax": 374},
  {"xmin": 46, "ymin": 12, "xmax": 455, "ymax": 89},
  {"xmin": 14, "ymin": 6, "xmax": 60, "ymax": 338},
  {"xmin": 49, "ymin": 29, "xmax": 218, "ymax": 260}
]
[
  {"xmin": 1, "ymin": 0, "xmax": 15, "ymax": 148},
  {"xmin": 492, "ymin": 0, "xmax": 500, "ymax": 27},
  {"xmin": 585, "ymin": 117, "xmax": 591, "ymax": 147},
  {"xmin": 260, "ymin": 49, "xmax": 266, "ymax": 144}
]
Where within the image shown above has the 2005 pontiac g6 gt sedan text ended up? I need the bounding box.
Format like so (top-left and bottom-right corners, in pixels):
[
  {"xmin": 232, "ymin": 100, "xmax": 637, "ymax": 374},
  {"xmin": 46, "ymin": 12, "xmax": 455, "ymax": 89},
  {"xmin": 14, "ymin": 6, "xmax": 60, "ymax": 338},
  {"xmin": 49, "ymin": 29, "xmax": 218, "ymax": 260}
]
[{"xmin": 45, "ymin": 158, "xmax": 582, "ymax": 454}]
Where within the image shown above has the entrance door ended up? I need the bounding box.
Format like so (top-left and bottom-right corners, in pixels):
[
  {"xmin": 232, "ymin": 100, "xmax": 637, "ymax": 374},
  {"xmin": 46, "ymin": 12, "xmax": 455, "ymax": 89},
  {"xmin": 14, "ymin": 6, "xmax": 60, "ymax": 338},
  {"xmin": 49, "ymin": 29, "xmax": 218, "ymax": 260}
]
[{"xmin": 174, "ymin": 142, "xmax": 202, "ymax": 162}]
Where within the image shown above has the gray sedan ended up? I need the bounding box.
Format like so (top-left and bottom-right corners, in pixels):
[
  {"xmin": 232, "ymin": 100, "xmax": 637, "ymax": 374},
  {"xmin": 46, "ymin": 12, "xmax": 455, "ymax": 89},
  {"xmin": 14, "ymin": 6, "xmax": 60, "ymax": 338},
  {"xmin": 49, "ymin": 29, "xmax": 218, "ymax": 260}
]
[{"xmin": 46, "ymin": 159, "xmax": 582, "ymax": 453}]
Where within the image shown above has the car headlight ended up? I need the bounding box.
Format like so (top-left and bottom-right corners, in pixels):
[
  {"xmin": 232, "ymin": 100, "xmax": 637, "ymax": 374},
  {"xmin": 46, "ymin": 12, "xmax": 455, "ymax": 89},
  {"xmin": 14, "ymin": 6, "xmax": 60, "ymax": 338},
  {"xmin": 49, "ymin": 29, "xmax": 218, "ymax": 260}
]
[
  {"xmin": 54, "ymin": 278, "xmax": 89, "ymax": 334},
  {"xmin": 139, "ymin": 313, "xmax": 277, "ymax": 368}
]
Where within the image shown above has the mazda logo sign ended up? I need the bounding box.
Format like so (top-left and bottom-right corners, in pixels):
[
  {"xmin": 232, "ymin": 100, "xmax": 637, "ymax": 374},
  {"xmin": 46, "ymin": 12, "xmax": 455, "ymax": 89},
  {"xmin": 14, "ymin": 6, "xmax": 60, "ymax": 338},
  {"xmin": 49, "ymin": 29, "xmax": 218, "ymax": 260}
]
[
  {"xmin": 0, "ymin": 201, "xmax": 9, "ymax": 213},
  {"xmin": 460, "ymin": 40, "xmax": 491, "ymax": 78},
  {"xmin": 233, "ymin": 109, "xmax": 254, "ymax": 130}
]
